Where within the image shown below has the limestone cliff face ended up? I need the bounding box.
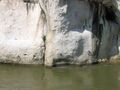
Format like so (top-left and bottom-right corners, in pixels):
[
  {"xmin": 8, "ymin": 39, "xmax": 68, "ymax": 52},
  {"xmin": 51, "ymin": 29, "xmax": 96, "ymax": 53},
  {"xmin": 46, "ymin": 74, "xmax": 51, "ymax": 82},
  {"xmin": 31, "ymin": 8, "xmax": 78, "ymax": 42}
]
[
  {"xmin": 0, "ymin": 0, "xmax": 120, "ymax": 66},
  {"xmin": 0, "ymin": 0, "xmax": 44, "ymax": 64}
]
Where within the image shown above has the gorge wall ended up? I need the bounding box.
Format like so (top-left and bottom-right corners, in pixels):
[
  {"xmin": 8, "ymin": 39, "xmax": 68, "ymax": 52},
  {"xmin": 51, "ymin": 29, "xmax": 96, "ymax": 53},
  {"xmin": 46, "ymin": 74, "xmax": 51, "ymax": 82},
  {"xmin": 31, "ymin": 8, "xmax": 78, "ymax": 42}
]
[{"xmin": 0, "ymin": 0, "xmax": 119, "ymax": 66}]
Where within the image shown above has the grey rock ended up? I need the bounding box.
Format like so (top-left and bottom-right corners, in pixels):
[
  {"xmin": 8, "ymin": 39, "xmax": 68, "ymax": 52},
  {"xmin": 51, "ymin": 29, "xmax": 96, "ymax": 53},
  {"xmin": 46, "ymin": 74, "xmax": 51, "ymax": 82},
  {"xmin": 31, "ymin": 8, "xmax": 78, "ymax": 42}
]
[{"xmin": 0, "ymin": 0, "xmax": 120, "ymax": 66}]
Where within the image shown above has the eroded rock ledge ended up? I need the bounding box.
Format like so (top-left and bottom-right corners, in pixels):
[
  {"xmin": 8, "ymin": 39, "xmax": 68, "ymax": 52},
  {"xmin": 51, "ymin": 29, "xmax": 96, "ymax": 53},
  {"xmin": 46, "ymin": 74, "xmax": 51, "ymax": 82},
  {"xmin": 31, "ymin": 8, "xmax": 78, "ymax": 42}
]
[{"xmin": 0, "ymin": 0, "xmax": 119, "ymax": 66}]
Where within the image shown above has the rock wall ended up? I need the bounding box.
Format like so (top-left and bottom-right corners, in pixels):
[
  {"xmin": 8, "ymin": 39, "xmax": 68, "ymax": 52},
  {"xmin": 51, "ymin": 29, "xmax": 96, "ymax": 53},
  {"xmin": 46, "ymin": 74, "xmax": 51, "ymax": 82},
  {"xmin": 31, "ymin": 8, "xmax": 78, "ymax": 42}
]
[
  {"xmin": 0, "ymin": 0, "xmax": 119, "ymax": 66},
  {"xmin": 44, "ymin": 0, "xmax": 120, "ymax": 66},
  {"xmin": 0, "ymin": 0, "xmax": 45, "ymax": 64}
]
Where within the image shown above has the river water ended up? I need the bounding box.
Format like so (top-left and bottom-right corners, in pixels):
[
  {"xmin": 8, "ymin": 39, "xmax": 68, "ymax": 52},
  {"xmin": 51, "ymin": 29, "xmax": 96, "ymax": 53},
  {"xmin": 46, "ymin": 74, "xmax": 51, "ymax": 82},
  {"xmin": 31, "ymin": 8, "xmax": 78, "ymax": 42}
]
[{"xmin": 0, "ymin": 64, "xmax": 120, "ymax": 90}]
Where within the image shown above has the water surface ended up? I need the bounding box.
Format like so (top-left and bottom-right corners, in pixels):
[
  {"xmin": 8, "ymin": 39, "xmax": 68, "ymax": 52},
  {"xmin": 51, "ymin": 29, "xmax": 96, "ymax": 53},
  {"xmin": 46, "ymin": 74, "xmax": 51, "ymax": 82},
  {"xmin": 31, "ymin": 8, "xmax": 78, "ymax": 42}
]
[{"xmin": 0, "ymin": 64, "xmax": 120, "ymax": 90}]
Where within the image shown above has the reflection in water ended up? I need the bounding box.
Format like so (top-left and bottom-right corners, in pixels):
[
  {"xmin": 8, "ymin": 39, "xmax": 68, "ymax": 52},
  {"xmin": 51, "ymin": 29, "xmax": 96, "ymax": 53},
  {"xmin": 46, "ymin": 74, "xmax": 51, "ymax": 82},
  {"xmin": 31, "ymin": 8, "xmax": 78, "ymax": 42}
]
[{"xmin": 0, "ymin": 64, "xmax": 120, "ymax": 90}]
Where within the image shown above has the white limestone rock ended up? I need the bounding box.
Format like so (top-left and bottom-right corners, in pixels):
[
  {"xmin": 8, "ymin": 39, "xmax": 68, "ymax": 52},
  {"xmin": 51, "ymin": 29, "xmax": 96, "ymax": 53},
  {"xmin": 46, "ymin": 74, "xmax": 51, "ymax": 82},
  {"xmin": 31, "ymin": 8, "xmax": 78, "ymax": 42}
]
[{"xmin": 0, "ymin": 0, "xmax": 45, "ymax": 64}]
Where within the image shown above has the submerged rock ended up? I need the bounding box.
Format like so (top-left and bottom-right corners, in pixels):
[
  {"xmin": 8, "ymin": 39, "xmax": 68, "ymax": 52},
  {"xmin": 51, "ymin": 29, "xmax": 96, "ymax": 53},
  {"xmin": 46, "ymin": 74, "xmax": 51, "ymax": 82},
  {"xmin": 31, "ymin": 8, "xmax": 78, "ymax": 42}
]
[{"xmin": 0, "ymin": 0, "xmax": 119, "ymax": 66}]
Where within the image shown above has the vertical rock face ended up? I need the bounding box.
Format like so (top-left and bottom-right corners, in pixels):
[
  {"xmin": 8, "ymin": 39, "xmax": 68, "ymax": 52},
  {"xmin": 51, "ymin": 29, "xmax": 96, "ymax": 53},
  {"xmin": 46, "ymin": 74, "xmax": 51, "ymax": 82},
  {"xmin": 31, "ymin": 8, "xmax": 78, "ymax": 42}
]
[
  {"xmin": 44, "ymin": 0, "xmax": 120, "ymax": 66},
  {"xmin": 0, "ymin": 0, "xmax": 119, "ymax": 66},
  {"xmin": 113, "ymin": 0, "xmax": 120, "ymax": 53},
  {"xmin": 0, "ymin": 0, "xmax": 45, "ymax": 64},
  {"xmin": 45, "ymin": 0, "xmax": 93, "ymax": 66}
]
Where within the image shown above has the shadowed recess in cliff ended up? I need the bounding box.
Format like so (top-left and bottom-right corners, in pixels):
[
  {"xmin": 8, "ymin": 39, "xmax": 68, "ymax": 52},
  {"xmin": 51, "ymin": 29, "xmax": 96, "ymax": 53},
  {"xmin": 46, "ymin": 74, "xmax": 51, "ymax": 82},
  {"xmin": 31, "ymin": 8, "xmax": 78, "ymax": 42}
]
[{"xmin": 89, "ymin": 1, "xmax": 119, "ymax": 59}]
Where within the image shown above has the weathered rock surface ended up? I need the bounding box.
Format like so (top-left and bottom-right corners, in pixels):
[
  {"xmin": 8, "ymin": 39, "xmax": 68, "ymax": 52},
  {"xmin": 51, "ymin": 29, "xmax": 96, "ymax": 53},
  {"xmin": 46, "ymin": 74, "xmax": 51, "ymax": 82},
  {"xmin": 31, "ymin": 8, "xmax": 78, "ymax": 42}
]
[
  {"xmin": 0, "ymin": 0, "xmax": 119, "ymax": 66},
  {"xmin": 0, "ymin": 0, "xmax": 45, "ymax": 64},
  {"xmin": 44, "ymin": 0, "xmax": 120, "ymax": 66}
]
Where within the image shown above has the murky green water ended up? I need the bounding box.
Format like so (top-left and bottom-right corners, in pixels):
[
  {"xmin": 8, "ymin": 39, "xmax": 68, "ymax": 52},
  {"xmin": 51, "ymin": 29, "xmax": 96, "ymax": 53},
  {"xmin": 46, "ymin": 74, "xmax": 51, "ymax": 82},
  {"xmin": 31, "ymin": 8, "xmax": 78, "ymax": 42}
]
[{"xmin": 0, "ymin": 64, "xmax": 120, "ymax": 90}]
